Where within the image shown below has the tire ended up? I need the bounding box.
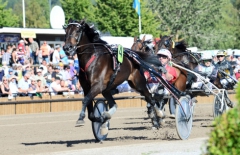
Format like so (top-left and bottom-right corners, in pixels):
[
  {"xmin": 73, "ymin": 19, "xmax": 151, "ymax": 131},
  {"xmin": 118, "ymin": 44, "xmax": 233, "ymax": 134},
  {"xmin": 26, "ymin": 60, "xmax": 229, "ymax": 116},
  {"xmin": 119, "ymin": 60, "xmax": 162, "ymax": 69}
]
[
  {"xmin": 213, "ymin": 94, "xmax": 227, "ymax": 118},
  {"xmin": 92, "ymin": 100, "xmax": 109, "ymax": 142},
  {"xmin": 175, "ymin": 96, "xmax": 193, "ymax": 140}
]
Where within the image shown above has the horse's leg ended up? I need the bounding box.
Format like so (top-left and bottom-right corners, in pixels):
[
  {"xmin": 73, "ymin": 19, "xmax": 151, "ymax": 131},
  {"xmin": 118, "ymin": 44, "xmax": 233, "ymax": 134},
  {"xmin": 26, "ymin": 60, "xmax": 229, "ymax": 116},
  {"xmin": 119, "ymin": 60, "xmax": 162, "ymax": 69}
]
[
  {"xmin": 102, "ymin": 90, "xmax": 117, "ymax": 120},
  {"xmin": 75, "ymin": 84, "xmax": 101, "ymax": 127},
  {"xmin": 128, "ymin": 78, "xmax": 162, "ymax": 128}
]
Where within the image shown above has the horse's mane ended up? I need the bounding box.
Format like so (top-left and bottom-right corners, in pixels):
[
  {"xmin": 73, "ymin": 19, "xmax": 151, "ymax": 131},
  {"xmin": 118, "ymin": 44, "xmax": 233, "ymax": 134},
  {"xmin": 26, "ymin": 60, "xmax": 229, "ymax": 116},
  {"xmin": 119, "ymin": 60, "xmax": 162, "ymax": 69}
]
[
  {"xmin": 80, "ymin": 20, "xmax": 108, "ymax": 44},
  {"xmin": 134, "ymin": 51, "xmax": 162, "ymax": 67},
  {"xmin": 175, "ymin": 40, "xmax": 187, "ymax": 51}
]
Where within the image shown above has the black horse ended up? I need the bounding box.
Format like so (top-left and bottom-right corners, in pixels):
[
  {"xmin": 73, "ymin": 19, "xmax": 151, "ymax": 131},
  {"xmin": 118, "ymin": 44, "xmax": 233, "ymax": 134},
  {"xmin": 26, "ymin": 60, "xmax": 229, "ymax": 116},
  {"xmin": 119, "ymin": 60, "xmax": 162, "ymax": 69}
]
[{"xmin": 63, "ymin": 19, "xmax": 165, "ymax": 128}]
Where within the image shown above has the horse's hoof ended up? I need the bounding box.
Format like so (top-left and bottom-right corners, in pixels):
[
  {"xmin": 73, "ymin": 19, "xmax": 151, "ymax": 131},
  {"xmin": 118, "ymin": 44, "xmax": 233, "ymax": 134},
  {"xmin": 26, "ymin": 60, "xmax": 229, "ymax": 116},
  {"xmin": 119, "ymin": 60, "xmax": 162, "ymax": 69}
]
[
  {"xmin": 100, "ymin": 124, "xmax": 109, "ymax": 135},
  {"xmin": 75, "ymin": 120, "xmax": 85, "ymax": 127},
  {"xmin": 159, "ymin": 118, "xmax": 165, "ymax": 126},
  {"xmin": 152, "ymin": 126, "xmax": 158, "ymax": 130},
  {"xmin": 102, "ymin": 112, "xmax": 111, "ymax": 120}
]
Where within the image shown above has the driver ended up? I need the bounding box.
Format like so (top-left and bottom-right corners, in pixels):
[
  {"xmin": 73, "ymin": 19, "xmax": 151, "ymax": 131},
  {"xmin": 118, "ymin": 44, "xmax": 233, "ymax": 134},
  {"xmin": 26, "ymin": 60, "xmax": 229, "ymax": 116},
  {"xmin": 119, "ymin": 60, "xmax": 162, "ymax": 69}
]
[
  {"xmin": 191, "ymin": 53, "xmax": 217, "ymax": 92},
  {"xmin": 214, "ymin": 50, "xmax": 234, "ymax": 89}
]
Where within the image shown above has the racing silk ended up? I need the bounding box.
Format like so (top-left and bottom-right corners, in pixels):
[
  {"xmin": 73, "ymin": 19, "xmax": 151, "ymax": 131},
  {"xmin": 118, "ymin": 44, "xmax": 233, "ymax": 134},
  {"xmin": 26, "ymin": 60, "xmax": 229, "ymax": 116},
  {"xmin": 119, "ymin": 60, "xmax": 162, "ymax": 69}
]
[
  {"xmin": 144, "ymin": 64, "xmax": 177, "ymax": 84},
  {"xmin": 215, "ymin": 59, "xmax": 233, "ymax": 76},
  {"xmin": 193, "ymin": 64, "xmax": 217, "ymax": 81},
  {"xmin": 163, "ymin": 64, "xmax": 177, "ymax": 84}
]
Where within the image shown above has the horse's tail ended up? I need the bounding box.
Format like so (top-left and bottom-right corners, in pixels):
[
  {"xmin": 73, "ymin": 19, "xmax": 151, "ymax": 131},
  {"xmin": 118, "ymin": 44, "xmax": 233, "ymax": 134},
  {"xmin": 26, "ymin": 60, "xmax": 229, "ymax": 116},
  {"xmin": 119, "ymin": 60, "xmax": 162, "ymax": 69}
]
[{"xmin": 134, "ymin": 51, "xmax": 162, "ymax": 67}]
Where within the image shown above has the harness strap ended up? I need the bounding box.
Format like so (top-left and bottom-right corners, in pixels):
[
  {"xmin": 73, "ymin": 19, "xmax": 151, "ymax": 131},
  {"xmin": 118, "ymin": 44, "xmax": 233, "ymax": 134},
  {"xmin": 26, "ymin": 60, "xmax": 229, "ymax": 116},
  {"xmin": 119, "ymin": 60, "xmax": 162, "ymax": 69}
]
[{"xmin": 85, "ymin": 54, "xmax": 96, "ymax": 71}]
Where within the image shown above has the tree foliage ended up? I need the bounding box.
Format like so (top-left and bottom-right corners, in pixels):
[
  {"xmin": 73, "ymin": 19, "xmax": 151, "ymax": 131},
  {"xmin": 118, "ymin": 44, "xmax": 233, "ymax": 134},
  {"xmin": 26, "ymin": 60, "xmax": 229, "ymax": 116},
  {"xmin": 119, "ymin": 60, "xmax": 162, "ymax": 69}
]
[
  {"xmin": 61, "ymin": 0, "xmax": 95, "ymax": 23},
  {"xmin": 147, "ymin": 0, "xmax": 240, "ymax": 49},
  {"xmin": 94, "ymin": 0, "xmax": 160, "ymax": 37},
  {"xmin": 0, "ymin": 0, "xmax": 19, "ymax": 27},
  {"xmin": 9, "ymin": 0, "xmax": 50, "ymax": 28}
]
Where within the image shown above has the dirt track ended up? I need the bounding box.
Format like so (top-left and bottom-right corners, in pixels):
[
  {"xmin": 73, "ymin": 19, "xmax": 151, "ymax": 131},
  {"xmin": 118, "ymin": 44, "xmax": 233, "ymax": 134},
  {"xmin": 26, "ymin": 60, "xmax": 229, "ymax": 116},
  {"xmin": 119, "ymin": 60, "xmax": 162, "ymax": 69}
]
[{"xmin": 0, "ymin": 103, "xmax": 215, "ymax": 155}]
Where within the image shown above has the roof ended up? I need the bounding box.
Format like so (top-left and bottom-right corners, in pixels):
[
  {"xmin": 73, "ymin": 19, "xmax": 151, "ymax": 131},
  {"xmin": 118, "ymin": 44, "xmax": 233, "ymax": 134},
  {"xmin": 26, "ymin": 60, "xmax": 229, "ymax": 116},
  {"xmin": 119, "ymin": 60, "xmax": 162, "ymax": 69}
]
[{"xmin": 0, "ymin": 27, "xmax": 65, "ymax": 35}]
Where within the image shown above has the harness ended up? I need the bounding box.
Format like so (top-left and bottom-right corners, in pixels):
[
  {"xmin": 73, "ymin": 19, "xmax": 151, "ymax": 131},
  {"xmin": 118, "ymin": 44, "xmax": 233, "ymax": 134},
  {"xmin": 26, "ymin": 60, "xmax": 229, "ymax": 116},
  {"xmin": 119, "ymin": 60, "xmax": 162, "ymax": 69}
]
[{"xmin": 78, "ymin": 43, "xmax": 122, "ymax": 89}]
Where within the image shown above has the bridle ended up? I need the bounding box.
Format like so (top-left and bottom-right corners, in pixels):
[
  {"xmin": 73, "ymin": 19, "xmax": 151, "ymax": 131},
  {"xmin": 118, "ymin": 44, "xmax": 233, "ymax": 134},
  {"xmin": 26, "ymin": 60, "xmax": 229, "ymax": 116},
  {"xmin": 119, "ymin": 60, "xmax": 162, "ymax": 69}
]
[
  {"xmin": 63, "ymin": 22, "xmax": 85, "ymax": 55},
  {"xmin": 133, "ymin": 39, "xmax": 155, "ymax": 54},
  {"xmin": 132, "ymin": 39, "xmax": 144, "ymax": 51}
]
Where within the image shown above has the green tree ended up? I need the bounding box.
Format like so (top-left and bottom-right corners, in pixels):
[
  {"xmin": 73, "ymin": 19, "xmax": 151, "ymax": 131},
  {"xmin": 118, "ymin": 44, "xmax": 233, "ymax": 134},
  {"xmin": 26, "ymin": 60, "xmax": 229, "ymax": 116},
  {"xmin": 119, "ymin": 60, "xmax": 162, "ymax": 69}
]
[
  {"xmin": 148, "ymin": 0, "xmax": 238, "ymax": 49},
  {"xmin": 25, "ymin": 0, "xmax": 50, "ymax": 28},
  {"xmin": 60, "ymin": 0, "xmax": 96, "ymax": 23},
  {"xmin": 214, "ymin": 2, "xmax": 239, "ymax": 49},
  {"xmin": 12, "ymin": 0, "xmax": 50, "ymax": 28},
  {"xmin": 94, "ymin": 0, "xmax": 160, "ymax": 37},
  {"xmin": 0, "ymin": 0, "xmax": 19, "ymax": 27}
]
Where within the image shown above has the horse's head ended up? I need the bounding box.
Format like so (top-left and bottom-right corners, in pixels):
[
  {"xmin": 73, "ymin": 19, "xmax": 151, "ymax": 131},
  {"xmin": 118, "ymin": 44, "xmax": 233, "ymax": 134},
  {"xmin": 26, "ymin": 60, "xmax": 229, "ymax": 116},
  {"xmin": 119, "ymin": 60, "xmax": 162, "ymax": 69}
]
[
  {"xmin": 63, "ymin": 19, "xmax": 101, "ymax": 56},
  {"xmin": 156, "ymin": 35, "xmax": 175, "ymax": 53},
  {"xmin": 131, "ymin": 35, "xmax": 155, "ymax": 54}
]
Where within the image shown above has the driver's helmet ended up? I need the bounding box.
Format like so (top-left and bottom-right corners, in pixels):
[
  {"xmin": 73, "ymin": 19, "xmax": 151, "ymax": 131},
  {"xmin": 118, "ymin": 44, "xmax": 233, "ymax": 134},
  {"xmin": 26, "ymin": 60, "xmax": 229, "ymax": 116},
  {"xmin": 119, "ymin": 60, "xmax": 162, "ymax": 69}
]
[
  {"xmin": 216, "ymin": 50, "xmax": 225, "ymax": 56},
  {"xmin": 157, "ymin": 49, "xmax": 172, "ymax": 59},
  {"xmin": 201, "ymin": 53, "xmax": 212, "ymax": 60}
]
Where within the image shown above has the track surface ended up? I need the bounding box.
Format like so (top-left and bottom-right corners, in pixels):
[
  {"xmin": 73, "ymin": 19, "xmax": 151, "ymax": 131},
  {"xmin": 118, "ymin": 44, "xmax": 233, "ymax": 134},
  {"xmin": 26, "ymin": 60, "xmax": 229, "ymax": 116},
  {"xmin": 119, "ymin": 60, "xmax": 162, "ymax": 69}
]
[{"xmin": 0, "ymin": 103, "xmax": 215, "ymax": 155}]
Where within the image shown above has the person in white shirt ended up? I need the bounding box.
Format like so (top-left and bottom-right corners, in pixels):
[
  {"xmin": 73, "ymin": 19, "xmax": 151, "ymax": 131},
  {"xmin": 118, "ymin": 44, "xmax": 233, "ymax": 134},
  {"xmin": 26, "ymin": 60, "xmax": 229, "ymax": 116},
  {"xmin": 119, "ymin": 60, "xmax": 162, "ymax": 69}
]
[
  {"xmin": 49, "ymin": 76, "xmax": 70, "ymax": 96},
  {"xmin": 52, "ymin": 45, "xmax": 60, "ymax": 65}
]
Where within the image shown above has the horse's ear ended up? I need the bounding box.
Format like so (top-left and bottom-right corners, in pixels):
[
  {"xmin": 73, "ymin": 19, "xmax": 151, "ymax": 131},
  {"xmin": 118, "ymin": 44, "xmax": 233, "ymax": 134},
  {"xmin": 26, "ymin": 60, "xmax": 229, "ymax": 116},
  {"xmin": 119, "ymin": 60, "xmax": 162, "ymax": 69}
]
[
  {"xmin": 141, "ymin": 35, "xmax": 146, "ymax": 42},
  {"xmin": 134, "ymin": 36, "xmax": 137, "ymax": 42},
  {"xmin": 62, "ymin": 25, "xmax": 67, "ymax": 30},
  {"xmin": 160, "ymin": 34, "xmax": 162, "ymax": 39},
  {"xmin": 68, "ymin": 18, "xmax": 73, "ymax": 23}
]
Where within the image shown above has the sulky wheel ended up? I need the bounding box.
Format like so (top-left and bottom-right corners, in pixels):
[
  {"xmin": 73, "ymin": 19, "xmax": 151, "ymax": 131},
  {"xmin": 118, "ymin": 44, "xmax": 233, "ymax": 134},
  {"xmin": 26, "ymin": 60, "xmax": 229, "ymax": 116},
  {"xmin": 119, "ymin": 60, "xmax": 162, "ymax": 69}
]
[
  {"xmin": 213, "ymin": 93, "xmax": 227, "ymax": 118},
  {"xmin": 92, "ymin": 100, "xmax": 110, "ymax": 142},
  {"xmin": 175, "ymin": 96, "xmax": 193, "ymax": 140}
]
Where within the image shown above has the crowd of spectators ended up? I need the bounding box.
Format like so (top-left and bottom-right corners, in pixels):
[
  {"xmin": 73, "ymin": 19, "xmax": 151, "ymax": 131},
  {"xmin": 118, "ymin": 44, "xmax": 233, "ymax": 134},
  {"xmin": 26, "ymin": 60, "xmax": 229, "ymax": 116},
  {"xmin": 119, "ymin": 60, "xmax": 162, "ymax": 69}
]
[{"xmin": 0, "ymin": 38, "xmax": 82, "ymax": 99}]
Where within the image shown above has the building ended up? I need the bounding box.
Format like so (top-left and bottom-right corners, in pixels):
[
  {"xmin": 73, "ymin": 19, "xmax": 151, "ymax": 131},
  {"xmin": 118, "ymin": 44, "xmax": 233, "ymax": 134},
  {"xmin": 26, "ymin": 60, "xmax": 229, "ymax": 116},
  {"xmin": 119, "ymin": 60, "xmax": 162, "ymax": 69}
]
[{"xmin": 0, "ymin": 27, "xmax": 65, "ymax": 49}]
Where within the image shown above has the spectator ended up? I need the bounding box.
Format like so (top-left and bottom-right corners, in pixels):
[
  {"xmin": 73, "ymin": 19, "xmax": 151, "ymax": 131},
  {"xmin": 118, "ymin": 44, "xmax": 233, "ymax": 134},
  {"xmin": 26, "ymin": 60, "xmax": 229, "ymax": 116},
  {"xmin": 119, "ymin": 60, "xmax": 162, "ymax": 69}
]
[
  {"xmin": 49, "ymin": 76, "xmax": 69, "ymax": 96},
  {"xmin": 0, "ymin": 49, "xmax": 4, "ymax": 66},
  {"xmin": 35, "ymin": 69, "xmax": 47, "ymax": 87},
  {"xmin": 44, "ymin": 65, "xmax": 53, "ymax": 87},
  {"xmin": 52, "ymin": 66, "xmax": 62, "ymax": 80},
  {"xmin": 0, "ymin": 67, "xmax": 4, "ymax": 82},
  {"xmin": 18, "ymin": 40, "xmax": 25, "ymax": 54},
  {"xmin": 18, "ymin": 72, "xmax": 30, "ymax": 96},
  {"xmin": 0, "ymin": 76, "xmax": 11, "ymax": 97},
  {"xmin": 64, "ymin": 66, "xmax": 73, "ymax": 84},
  {"xmin": 11, "ymin": 48, "xmax": 18, "ymax": 65},
  {"xmin": 28, "ymin": 77, "xmax": 37, "ymax": 97},
  {"xmin": 17, "ymin": 47, "xmax": 25, "ymax": 65},
  {"xmin": 38, "ymin": 49, "xmax": 43, "ymax": 64},
  {"xmin": 2, "ymin": 48, "xmax": 11, "ymax": 66},
  {"xmin": 36, "ymin": 79, "xmax": 48, "ymax": 93},
  {"xmin": 60, "ymin": 80, "xmax": 70, "ymax": 96},
  {"xmin": 16, "ymin": 64, "xmax": 23, "ymax": 81},
  {"xmin": 2, "ymin": 61, "xmax": 9, "ymax": 76},
  {"xmin": 59, "ymin": 47, "xmax": 68, "ymax": 65},
  {"xmin": 29, "ymin": 38, "xmax": 39, "ymax": 65},
  {"xmin": 40, "ymin": 41, "xmax": 50, "ymax": 63},
  {"xmin": 24, "ymin": 44, "xmax": 32, "ymax": 63},
  {"xmin": 73, "ymin": 53, "xmax": 79, "ymax": 75},
  {"xmin": 7, "ymin": 68, "xmax": 13, "ymax": 79},
  {"xmin": 9, "ymin": 75, "xmax": 18, "ymax": 97},
  {"xmin": 68, "ymin": 60, "xmax": 77, "ymax": 84},
  {"xmin": 39, "ymin": 60, "xmax": 48, "ymax": 75},
  {"xmin": 52, "ymin": 45, "xmax": 60, "ymax": 65}
]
